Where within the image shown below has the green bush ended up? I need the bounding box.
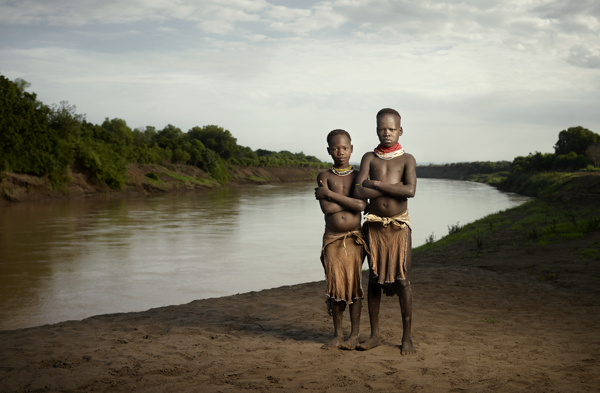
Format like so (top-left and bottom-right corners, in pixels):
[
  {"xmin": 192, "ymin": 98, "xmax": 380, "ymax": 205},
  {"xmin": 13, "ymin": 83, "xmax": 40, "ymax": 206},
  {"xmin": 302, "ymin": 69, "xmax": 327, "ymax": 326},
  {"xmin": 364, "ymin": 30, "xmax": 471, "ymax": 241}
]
[
  {"xmin": 501, "ymin": 171, "xmax": 573, "ymax": 197},
  {"xmin": 200, "ymin": 149, "xmax": 231, "ymax": 182},
  {"xmin": 75, "ymin": 139, "xmax": 126, "ymax": 189}
]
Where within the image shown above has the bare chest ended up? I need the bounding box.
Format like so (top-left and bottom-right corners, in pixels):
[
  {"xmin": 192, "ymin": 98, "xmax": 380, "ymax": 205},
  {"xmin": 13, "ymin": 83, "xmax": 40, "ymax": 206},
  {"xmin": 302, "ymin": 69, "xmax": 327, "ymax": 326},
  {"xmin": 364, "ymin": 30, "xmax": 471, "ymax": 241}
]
[
  {"xmin": 327, "ymin": 173, "xmax": 355, "ymax": 196},
  {"xmin": 369, "ymin": 157, "xmax": 406, "ymax": 182}
]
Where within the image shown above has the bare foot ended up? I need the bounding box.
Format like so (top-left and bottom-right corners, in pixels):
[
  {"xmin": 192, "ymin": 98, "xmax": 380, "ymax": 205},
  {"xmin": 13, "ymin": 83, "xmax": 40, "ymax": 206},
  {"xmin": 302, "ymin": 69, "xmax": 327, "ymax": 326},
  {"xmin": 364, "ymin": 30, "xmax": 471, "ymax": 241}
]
[
  {"xmin": 401, "ymin": 338, "xmax": 416, "ymax": 355},
  {"xmin": 340, "ymin": 336, "xmax": 360, "ymax": 350},
  {"xmin": 321, "ymin": 337, "xmax": 343, "ymax": 350},
  {"xmin": 357, "ymin": 336, "xmax": 382, "ymax": 351}
]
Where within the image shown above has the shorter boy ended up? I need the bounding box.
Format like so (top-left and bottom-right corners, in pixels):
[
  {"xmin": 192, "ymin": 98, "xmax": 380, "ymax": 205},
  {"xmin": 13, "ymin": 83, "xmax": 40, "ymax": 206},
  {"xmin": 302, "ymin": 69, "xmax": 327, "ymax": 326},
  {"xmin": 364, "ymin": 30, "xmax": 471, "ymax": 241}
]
[{"xmin": 315, "ymin": 129, "xmax": 368, "ymax": 350}]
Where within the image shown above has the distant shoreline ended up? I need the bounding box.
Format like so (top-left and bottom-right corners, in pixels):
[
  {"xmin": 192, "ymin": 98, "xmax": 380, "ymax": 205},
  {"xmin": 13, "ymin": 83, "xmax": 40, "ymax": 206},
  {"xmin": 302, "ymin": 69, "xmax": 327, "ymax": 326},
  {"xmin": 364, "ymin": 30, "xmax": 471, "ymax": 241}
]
[
  {"xmin": 0, "ymin": 164, "xmax": 325, "ymax": 204},
  {"xmin": 416, "ymin": 165, "xmax": 470, "ymax": 180}
]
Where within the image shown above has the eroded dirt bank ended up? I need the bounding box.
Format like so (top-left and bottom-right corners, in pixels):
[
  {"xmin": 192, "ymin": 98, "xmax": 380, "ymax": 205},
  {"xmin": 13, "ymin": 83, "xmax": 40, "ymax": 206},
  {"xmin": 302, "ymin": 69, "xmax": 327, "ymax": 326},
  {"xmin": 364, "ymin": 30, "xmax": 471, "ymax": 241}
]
[{"xmin": 0, "ymin": 164, "xmax": 324, "ymax": 204}]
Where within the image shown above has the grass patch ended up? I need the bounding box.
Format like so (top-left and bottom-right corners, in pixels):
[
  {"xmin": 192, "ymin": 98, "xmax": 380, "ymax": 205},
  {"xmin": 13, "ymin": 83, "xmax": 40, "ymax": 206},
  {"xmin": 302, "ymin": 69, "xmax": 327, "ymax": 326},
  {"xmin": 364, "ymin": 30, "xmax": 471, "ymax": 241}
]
[
  {"xmin": 481, "ymin": 317, "xmax": 500, "ymax": 323},
  {"xmin": 578, "ymin": 248, "xmax": 599, "ymax": 257},
  {"xmin": 145, "ymin": 178, "xmax": 172, "ymax": 191},
  {"xmin": 582, "ymin": 217, "xmax": 600, "ymax": 233},
  {"xmin": 561, "ymin": 232, "xmax": 584, "ymax": 239},
  {"xmin": 164, "ymin": 171, "xmax": 220, "ymax": 187},
  {"xmin": 413, "ymin": 174, "xmax": 599, "ymax": 256},
  {"xmin": 248, "ymin": 175, "xmax": 270, "ymax": 182},
  {"xmin": 165, "ymin": 172, "xmax": 204, "ymax": 184},
  {"xmin": 467, "ymin": 172, "xmax": 509, "ymax": 185},
  {"xmin": 501, "ymin": 171, "xmax": 575, "ymax": 197}
]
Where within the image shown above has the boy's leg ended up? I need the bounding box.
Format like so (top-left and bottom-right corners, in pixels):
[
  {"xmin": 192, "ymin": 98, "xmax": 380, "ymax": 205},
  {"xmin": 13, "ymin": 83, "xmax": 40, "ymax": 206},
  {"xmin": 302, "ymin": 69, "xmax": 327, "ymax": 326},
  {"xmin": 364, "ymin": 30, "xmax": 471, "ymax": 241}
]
[
  {"xmin": 357, "ymin": 273, "xmax": 382, "ymax": 350},
  {"xmin": 340, "ymin": 298, "xmax": 361, "ymax": 349},
  {"xmin": 397, "ymin": 280, "xmax": 415, "ymax": 354},
  {"xmin": 322, "ymin": 300, "xmax": 345, "ymax": 349},
  {"xmin": 398, "ymin": 231, "xmax": 416, "ymax": 355}
]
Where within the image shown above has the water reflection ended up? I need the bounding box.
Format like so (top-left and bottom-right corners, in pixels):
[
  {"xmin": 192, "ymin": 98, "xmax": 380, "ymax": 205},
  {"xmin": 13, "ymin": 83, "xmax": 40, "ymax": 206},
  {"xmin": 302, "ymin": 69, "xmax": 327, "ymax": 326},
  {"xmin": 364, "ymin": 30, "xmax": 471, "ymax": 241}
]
[
  {"xmin": 0, "ymin": 180, "xmax": 529, "ymax": 330},
  {"xmin": 410, "ymin": 179, "xmax": 531, "ymax": 245}
]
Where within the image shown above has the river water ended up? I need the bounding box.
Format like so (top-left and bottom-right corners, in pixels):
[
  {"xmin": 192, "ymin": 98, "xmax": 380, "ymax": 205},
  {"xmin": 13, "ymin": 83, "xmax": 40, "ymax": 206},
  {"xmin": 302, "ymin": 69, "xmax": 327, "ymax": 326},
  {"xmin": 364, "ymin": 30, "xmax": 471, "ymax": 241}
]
[{"xmin": 0, "ymin": 179, "xmax": 530, "ymax": 330}]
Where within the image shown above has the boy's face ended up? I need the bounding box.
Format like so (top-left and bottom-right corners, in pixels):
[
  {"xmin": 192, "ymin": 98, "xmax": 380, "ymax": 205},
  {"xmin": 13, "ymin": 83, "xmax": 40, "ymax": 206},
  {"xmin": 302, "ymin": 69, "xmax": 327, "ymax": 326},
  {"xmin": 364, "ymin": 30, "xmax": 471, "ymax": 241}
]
[
  {"xmin": 376, "ymin": 113, "xmax": 402, "ymax": 147},
  {"xmin": 327, "ymin": 134, "xmax": 353, "ymax": 167}
]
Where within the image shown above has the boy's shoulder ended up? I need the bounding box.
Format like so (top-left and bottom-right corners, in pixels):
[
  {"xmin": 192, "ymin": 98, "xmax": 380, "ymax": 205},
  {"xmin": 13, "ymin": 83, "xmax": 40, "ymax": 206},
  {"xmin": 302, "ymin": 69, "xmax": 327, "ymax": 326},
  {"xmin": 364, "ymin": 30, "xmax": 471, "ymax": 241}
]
[
  {"xmin": 360, "ymin": 151, "xmax": 377, "ymax": 162},
  {"xmin": 402, "ymin": 152, "xmax": 416, "ymax": 162},
  {"xmin": 317, "ymin": 169, "xmax": 333, "ymax": 181}
]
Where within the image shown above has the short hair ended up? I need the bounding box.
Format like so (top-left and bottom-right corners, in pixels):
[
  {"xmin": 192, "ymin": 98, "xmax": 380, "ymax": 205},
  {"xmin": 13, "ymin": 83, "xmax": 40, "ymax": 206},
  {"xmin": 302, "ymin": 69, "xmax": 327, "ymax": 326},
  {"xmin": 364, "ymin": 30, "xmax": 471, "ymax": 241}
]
[
  {"xmin": 376, "ymin": 108, "xmax": 401, "ymax": 122},
  {"xmin": 327, "ymin": 129, "xmax": 351, "ymax": 145}
]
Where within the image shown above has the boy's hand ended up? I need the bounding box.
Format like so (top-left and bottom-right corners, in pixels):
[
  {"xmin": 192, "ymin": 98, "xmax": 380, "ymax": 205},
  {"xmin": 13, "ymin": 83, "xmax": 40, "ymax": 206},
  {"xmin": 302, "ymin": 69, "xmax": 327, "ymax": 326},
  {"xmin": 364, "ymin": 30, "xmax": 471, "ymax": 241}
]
[
  {"xmin": 315, "ymin": 180, "xmax": 330, "ymax": 200},
  {"xmin": 362, "ymin": 179, "xmax": 377, "ymax": 189}
]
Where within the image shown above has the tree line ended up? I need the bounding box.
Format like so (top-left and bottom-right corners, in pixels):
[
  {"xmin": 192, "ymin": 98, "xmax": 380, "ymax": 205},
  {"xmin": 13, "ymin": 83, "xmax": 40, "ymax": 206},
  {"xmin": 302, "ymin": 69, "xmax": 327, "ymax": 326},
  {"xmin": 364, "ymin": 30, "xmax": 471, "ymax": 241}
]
[
  {"xmin": 421, "ymin": 161, "xmax": 512, "ymax": 175},
  {"xmin": 0, "ymin": 74, "xmax": 325, "ymax": 189},
  {"xmin": 422, "ymin": 126, "xmax": 599, "ymax": 177},
  {"xmin": 510, "ymin": 126, "xmax": 600, "ymax": 173}
]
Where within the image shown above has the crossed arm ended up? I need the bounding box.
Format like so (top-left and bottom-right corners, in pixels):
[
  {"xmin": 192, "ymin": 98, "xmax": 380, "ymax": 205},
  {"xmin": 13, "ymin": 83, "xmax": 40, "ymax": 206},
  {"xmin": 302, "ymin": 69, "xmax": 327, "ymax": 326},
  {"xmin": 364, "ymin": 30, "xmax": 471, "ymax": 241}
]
[
  {"xmin": 315, "ymin": 173, "xmax": 367, "ymax": 215},
  {"xmin": 354, "ymin": 153, "xmax": 417, "ymax": 200}
]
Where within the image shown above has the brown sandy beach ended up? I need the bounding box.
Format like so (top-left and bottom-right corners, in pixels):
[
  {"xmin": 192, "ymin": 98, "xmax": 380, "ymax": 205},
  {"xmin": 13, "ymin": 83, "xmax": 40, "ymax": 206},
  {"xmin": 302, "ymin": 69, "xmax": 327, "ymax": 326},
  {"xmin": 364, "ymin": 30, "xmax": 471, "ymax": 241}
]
[{"xmin": 1, "ymin": 231, "xmax": 599, "ymax": 392}]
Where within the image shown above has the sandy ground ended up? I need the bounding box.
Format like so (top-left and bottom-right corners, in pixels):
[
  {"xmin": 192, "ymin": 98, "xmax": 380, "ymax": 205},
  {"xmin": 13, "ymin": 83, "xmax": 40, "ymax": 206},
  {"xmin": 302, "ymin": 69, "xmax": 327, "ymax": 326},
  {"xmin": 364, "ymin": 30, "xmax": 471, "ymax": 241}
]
[{"xmin": 1, "ymin": 241, "xmax": 599, "ymax": 393}]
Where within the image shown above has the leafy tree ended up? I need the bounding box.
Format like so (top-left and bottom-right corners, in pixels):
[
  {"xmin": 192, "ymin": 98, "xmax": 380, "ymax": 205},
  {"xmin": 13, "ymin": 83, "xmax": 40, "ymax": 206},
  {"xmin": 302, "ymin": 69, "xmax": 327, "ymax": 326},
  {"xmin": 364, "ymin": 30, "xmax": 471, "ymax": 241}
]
[
  {"xmin": 554, "ymin": 152, "xmax": 587, "ymax": 171},
  {"xmin": 0, "ymin": 75, "xmax": 70, "ymax": 179},
  {"xmin": 172, "ymin": 148, "xmax": 191, "ymax": 164},
  {"xmin": 101, "ymin": 118, "xmax": 134, "ymax": 149},
  {"xmin": 237, "ymin": 146, "xmax": 259, "ymax": 166},
  {"xmin": 199, "ymin": 148, "xmax": 231, "ymax": 182},
  {"xmin": 554, "ymin": 126, "xmax": 599, "ymax": 155},
  {"xmin": 132, "ymin": 126, "xmax": 158, "ymax": 146},
  {"xmin": 189, "ymin": 125, "xmax": 240, "ymax": 161},
  {"xmin": 155, "ymin": 124, "xmax": 185, "ymax": 151},
  {"xmin": 188, "ymin": 139, "xmax": 207, "ymax": 167},
  {"xmin": 49, "ymin": 101, "xmax": 85, "ymax": 140}
]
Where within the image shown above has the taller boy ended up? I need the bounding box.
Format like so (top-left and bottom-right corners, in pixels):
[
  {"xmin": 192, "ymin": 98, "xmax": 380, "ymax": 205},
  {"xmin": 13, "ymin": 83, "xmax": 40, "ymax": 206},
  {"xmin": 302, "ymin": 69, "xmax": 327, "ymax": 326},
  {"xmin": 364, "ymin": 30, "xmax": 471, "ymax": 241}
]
[{"xmin": 355, "ymin": 108, "xmax": 417, "ymax": 355}]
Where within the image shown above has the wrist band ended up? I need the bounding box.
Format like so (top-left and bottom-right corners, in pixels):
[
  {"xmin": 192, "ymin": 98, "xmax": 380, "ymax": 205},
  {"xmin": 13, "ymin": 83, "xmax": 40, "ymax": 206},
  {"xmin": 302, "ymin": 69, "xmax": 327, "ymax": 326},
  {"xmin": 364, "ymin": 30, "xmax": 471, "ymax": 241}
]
[{"xmin": 376, "ymin": 181, "xmax": 381, "ymax": 190}]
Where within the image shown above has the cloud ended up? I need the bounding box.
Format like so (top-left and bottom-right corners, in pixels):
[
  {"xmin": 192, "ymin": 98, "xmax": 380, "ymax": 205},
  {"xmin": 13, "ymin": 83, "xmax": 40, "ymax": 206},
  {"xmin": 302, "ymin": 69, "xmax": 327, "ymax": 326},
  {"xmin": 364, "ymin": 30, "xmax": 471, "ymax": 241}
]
[
  {"xmin": 532, "ymin": 0, "xmax": 600, "ymax": 20},
  {"xmin": 3, "ymin": 0, "xmax": 598, "ymax": 54},
  {"xmin": 1, "ymin": 0, "xmax": 599, "ymax": 163},
  {"xmin": 567, "ymin": 44, "xmax": 600, "ymax": 68},
  {"xmin": 268, "ymin": 4, "xmax": 347, "ymax": 34},
  {"xmin": 266, "ymin": 5, "xmax": 311, "ymax": 21},
  {"xmin": 0, "ymin": 0, "xmax": 268, "ymax": 27}
]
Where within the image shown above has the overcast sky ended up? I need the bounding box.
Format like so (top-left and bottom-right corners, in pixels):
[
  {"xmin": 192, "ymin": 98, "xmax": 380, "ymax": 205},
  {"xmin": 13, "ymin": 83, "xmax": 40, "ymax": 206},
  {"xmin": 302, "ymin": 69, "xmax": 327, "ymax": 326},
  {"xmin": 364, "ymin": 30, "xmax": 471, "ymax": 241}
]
[{"xmin": 1, "ymin": 0, "xmax": 599, "ymax": 163}]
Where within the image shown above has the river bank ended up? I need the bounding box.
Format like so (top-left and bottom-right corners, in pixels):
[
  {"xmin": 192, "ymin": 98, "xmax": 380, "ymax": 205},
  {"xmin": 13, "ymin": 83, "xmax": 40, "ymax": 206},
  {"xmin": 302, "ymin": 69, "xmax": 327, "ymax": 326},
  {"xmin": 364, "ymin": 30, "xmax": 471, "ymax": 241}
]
[
  {"xmin": 1, "ymin": 175, "xmax": 599, "ymax": 391},
  {"xmin": 1, "ymin": 206, "xmax": 598, "ymax": 391},
  {"xmin": 0, "ymin": 164, "xmax": 325, "ymax": 204}
]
